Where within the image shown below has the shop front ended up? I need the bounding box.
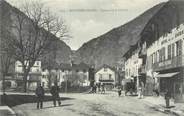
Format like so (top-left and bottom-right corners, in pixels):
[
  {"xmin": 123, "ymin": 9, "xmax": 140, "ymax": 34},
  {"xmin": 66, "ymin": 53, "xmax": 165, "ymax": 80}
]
[{"xmin": 155, "ymin": 67, "xmax": 184, "ymax": 102}]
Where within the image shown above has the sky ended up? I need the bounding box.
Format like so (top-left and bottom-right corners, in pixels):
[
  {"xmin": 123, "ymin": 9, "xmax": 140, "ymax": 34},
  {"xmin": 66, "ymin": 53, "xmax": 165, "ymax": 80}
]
[{"xmin": 6, "ymin": 0, "xmax": 168, "ymax": 50}]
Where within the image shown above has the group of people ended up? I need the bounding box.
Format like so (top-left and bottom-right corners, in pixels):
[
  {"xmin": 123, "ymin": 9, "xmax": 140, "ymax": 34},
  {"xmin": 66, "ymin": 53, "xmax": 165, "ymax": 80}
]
[
  {"xmin": 90, "ymin": 83, "xmax": 105, "ymax": 94},
  {"xmin": 35, "ymin": 83, "xmax": 61, "ymax": 109}
]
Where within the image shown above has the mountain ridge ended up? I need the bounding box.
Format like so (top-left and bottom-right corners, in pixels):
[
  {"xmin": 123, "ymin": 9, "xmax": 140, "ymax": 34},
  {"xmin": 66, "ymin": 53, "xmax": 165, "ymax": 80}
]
[{"xmin": 74, "ymin": 2, "xmax": 166, "ymax": 68}]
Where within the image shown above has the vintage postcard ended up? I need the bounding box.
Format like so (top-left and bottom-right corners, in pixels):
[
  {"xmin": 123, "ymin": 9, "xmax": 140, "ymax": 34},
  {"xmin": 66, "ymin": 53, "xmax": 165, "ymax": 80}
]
[{"xmin": 0, "ymin": 0, "xmax": 184, "ymax": 116}]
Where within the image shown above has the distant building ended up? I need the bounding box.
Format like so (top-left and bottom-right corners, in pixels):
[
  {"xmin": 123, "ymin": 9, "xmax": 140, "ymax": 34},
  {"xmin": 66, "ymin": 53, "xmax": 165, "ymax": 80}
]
[
  {"xmin": 42, "ymin": 62, "xmax": 91, "ymax": 88},
  {"xmin": 95, "ymin": 64, "xmax": 116, "ymax": 89},
  {"xmin": 15, "ymin": 61, "xmax": 42, "ymax": 90},
  {"xmin": 123, "ymin": 44, "xmax": 143, "ymax": 92}
]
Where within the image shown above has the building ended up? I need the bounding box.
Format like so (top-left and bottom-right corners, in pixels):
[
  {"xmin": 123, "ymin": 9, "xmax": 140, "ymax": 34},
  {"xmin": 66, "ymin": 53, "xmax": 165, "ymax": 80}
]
[
  {"xmin": 123, "ymin": 44, "xmax": 143, "ymax": 92},
  {"xmin": 60, "ymin": 62, "xmax": 90, "ymax": 87},
  {"xmin": 42, "ymin": 62, "xmax": 91, "ymax": 88},
  {"xmin": 145, "ymin": 24, "xmax": 184, "ymax": 102},
  {"xmin": 95, "ymin": 64, "xmax": 116, "ymax": 89},
  {"xmin": 122, "ymin": 0, "xmax": 184, "ymax": 102},
  {"xmin": 15, "ymin": 61, "xmax": 42, "ymax": 90}
]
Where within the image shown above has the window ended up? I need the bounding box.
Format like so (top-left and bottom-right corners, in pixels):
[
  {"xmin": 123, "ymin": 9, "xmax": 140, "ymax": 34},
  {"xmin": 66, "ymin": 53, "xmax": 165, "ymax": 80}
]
[
  {"xmin": 152, "ymin": 53, "xmax": 155, "ymax": 64},
  {"xmin": 157, "ymin": 50, "xmax": 160, "ymax": 62},
  {"xmin": 168, "ymin": 45, "xmax": 171, "ymax": 59},
  {"xmin": 159, "ymin": 49, "xmax": 162, "ymax": 62},
  {"xmin": 37, "ymin": 68, "xmax": 39, "ymax": 72},
  {"xmin": 151, "ymin": 54, "xmax": 154, "ymax": 64},
  {"xmin": 161, "ymin": 47, "xmax": 165, "ymax": 61},
  {"xmin": 83, "ymin": 69, "xmax": 86, "ymax": 73},
  {"xmin": 36, "ymin": 62, "xmax": 39, "ymax": 65},
  {"xmin": 176, "ymin": 40, "xmax": 182, "ymax": 56},
  {"xmin": 109, "ymin": 74, "xmax": 112, "ymax": 80},
  {"xmin": 172, "ymin": 43, "xmax": 175, "ymax": 58},
  {"xmin": 163, "ymin": 47, "xmax": 166, "ymax": 61},
  {"xmin": 104, "ymin": 67, "xmax": 107, "ymax": 72},
  {"xmin": 155, "ymin": 52, "xmax": 158, "ymax": 63},
  {"xmin": 99, "ymin": 74, "xmax": 102, "ymax": 80}
]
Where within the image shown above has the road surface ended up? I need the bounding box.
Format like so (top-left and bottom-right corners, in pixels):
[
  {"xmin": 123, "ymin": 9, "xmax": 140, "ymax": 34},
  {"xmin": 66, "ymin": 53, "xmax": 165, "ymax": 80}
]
[{"xmin": 12, "ymin": 92, "xmax": 175, "ymax": 116}]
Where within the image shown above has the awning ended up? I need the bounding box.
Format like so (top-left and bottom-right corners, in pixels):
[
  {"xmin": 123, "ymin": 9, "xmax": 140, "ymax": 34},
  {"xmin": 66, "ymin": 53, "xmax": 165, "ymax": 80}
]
[{"xmin": 155, "ymin": 72, "xmax": 179, "ymax": 78}]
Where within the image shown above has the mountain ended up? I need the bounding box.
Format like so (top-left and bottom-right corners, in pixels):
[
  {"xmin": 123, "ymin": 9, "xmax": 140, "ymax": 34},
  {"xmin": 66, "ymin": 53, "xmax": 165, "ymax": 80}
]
[
  {"xmin": 0, "ymin": 1, "xmax": 72, "ymax": 68},
  {"xmin": 74, "ymin": 2, "xmax": 166, "ymax": 68}
]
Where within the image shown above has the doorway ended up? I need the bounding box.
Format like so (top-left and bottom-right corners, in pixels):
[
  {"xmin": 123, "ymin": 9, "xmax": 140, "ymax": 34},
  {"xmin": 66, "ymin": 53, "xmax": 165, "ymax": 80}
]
[{"xmin": 174, "ymin": 82, "xmax": 183, "ymax": 102}]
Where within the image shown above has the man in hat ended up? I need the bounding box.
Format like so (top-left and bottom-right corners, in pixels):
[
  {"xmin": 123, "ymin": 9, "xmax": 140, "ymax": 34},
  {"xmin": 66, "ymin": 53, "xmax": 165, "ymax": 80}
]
[
  {"xmin": 50, "ymin": 82, "xmax": 61, "ymax": 107},
  {"xmin": 35, "ymin": 83, "xmax": 45, "ymax": 109}
]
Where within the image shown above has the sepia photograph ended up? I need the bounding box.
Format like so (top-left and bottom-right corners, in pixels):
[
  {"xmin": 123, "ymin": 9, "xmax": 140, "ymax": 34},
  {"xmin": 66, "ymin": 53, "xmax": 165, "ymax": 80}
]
[{"xmin": 0, "ymin": 0, "xmax": 184, "ymax": 116}]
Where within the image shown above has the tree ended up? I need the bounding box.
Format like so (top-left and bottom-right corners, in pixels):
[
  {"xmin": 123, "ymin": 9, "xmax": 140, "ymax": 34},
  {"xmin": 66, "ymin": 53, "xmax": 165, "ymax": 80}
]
[
  {"xmin": 5, "ymin": 0, "xmax": 69, "ymax": 92},
  {"xmin": 0, "ymin": 3, "xmax": 15, "ymax": 93}
]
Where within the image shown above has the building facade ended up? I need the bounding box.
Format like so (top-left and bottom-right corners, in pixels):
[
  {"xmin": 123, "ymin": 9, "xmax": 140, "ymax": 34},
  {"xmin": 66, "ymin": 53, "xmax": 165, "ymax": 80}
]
[
  {"xmin": 146, "ymin": 24, "xmax": 184, "ymax": 102},
  {"xmin": 95, "ymin": 64, "xmax": 116, "ymax": 89},
  {"xmin": 123, "ymin": 45, "xmax": 143, "ymax": 92},
  {"xmin": 42, "ymin": 62, "xmax": 90, "ymax": 88},
  {"xmin": 15, "ymin": 61, "xmax": 42, "ymax": 90}
]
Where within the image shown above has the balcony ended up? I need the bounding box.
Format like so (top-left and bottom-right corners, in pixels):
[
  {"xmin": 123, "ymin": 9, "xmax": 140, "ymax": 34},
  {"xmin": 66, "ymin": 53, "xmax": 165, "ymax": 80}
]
[{"xmin": 152, "ymin": 54, "xmax": 184, "ymax": 71}]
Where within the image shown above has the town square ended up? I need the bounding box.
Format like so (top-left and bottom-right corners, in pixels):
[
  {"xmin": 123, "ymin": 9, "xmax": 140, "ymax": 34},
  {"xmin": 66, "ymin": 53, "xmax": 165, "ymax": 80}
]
[{"xmin": 1, "ymin": 0, "xmax": 184, "ymax": 116}]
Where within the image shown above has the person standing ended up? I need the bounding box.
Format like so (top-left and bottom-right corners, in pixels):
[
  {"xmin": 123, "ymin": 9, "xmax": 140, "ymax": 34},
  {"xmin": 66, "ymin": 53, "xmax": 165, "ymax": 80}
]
[
  {"xmin": 50, "ymin": 83, "xmax": 61, "ymax": 107},
  {"xmin": 97, "ymin": 83, "xmax": 101, "ymax": 93},
  {"xmin": 35, "ymin": 83, "xmax": 45, "ymax": 109},
  {"xmin": 165, "ymin": 89, "xmax": 171, "ymax": 108},
  {"xmin": 118, "ymin": 86, "xmax": 122, "ymax": 97},
  {"xmin": 101, "ymin": 83, "xmax": 105, "ymax": 94}
]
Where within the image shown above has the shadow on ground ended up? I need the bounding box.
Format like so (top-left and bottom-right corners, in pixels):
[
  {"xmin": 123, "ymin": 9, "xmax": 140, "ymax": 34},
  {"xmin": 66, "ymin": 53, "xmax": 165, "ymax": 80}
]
[
  {"xmin": 0, "ymin": 94, "xmax": 74, "ymax": 107},
  {"xmin": 42, "ymin": 104, "xmax": 73, "ymax": 109}
]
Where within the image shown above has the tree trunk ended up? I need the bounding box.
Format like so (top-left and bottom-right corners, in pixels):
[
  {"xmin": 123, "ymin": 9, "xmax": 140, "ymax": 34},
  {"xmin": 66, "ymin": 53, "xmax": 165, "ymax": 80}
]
[
  {"xmin": 2, "ymin": 74, "xmax": 5, "ymax": 94},
  {"xmin": 23, "ymin": 70, "xmax": 29, "ymax": 92},
  {"xmin": 48, "ymin": 70, "xmax": 51, "ymax": 89}
]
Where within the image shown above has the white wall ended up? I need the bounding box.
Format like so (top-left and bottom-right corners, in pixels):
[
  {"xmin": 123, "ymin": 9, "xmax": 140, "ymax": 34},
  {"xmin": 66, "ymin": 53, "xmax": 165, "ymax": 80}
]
[
  {"xmin": 125, "ymin": 52, "xmax": 142, "ymax": 79},
  {"xmin": 95, "ymin": 67, "xmax": 115, "ymax": 84},
  {"xmin": 147, "ymin": 24, "xmax": 184, "ymax": 57},
  {"xmin": 15, "ymin": 61, "xmax": 41, "ymax": 73}
]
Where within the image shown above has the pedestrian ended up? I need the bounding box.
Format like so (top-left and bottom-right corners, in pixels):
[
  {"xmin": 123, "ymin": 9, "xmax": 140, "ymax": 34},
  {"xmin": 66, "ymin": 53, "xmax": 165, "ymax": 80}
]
[
  {"xmin": 101, "ymin": 83, "xmax": 105, "ymax": 94},
  {"xmin": 50, "ymin": 83, "xmax": 61, "ymax": 107},
  {"xmin": 94, "ymin": 84, "xmax": 97, "ymax": 93},
  {"xmin": 138, "ymin": 81, "xmax": 144, "ymax": 99},
  {"xmin": 164, "ymin": 89, "xmax": 171, "ymax": 108},
  {"xmin": 98, "ymin": 83, "xmax": 101, "ymax": 93},
  {"xmin": 35, "ymin": 83, "xmax": 45, "ymax": 109},
  {"xmin": 118, "ymin": 86, "xmax": 122, "ymax": 97},
  {"xmin": 153, "ymin": 82, "xmax": 159, "ymax": 96}
]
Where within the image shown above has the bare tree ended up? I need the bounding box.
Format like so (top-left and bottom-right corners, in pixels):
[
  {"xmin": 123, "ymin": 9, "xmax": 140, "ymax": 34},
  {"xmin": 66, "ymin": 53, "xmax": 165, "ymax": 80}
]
[
  {"xmin": 0, "ymin": 5, "xmax": 15, "ymax": 93},
  {"xmin": 6, "ymin": 0, "xmax": 69, "ymax": 92}
]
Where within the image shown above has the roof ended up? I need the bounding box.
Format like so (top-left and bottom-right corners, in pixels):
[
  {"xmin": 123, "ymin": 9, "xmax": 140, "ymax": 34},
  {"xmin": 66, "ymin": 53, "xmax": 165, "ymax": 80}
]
[
  {"xmin": 123, "ymin": 43, "xmax": 139, "ymax": 60},
  {"xmin": 95, "ymin": 64, "xmax": 116, "ymax": 73},
  {"xmin": 60, "ymin": 62, "xmax": 90, "ymax": 70},
  {"xmin": 140, "ymin": 1, "xmax": 184, "ymax": 47}
]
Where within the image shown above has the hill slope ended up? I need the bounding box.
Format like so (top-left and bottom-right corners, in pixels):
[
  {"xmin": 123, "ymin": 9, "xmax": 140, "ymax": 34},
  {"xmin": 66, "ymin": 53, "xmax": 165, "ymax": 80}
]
[{"xmin": 75, "ymin": 2, "xmax": 166, "ymax": 68}]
